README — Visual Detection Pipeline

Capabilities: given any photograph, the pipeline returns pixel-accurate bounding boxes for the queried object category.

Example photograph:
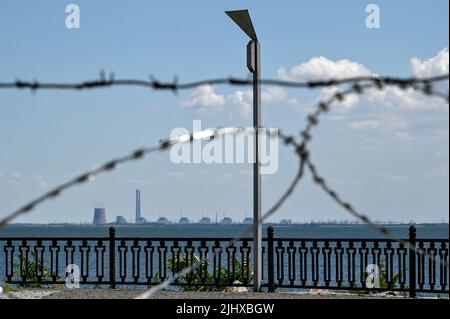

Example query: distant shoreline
[5,222,449,227]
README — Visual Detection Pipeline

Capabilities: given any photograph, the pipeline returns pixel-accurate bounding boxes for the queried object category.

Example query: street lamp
[225,9,262,292]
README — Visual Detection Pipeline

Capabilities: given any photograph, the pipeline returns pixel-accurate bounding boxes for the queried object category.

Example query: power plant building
[178,217,190,224]
[115,216,127,225]
[93,208,107,225]
[199,217,211,224]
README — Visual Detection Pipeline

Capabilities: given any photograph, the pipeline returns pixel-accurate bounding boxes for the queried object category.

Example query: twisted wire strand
[0,74,447,97]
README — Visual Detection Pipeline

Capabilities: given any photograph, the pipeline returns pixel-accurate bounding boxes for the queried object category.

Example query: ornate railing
[0,226,448,296]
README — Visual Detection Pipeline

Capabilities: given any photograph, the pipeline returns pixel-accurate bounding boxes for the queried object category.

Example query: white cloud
[182,48,448,119]
[366,48,448,111]
[182,85,248,119]
[349,116,413,144]
[182,85,225,109]
[262,87,288,103]
[349,117,409,133]
[278,48,448,113]
[318,87,359,111]
[182,85,303,118]
[277,56,372,81]
[277,56,373,113]
[365,86,447,111]
[411,48,449,77]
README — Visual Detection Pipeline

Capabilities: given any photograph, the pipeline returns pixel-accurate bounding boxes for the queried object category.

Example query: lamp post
[225,9,262,292]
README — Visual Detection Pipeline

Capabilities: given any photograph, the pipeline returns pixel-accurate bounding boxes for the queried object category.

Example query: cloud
[277,56,372,81]
[365,48,448,111]
[182,48,448,119]
[181,85,302,118]
[278,48,449,113]
[349,117,409,133]
[182,85,246,119]
[182,85,225,109]
[411,48,449,78]
[365,86,447,111]
[277,56,372,113]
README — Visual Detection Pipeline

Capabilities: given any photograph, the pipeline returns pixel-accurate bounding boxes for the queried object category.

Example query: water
[1,223,448,238]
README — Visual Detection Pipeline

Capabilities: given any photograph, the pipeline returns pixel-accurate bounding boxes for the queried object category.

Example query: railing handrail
[1,237,448,242]
[1,226,448,297]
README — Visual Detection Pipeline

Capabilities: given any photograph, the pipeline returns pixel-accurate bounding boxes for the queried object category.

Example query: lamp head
[225,9,257,41]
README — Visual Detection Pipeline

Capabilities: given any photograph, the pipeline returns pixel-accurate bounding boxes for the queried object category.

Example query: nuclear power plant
[92,208,107,225]
[90,189,259,225]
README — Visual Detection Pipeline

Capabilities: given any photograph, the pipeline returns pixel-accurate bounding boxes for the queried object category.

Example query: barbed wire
[0,73,448,99]
[0,73,448,298]
[136,78,449,298]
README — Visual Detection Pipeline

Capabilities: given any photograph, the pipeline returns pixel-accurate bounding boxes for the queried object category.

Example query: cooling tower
[93,208,107,225]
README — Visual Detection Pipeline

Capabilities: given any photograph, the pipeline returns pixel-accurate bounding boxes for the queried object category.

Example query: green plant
[368,260,404,290]
[0,281,19,292]
[350,260,407,295]
[13,252,62,288]
[167,254,254,291]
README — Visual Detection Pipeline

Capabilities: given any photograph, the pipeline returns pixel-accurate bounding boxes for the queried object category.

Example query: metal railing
[0,226,448,297]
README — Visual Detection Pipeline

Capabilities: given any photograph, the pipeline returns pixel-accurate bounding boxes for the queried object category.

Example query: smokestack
[135,189,141,223]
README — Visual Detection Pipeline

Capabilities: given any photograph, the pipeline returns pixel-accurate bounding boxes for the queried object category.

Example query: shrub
[167,253,253,291]
[13,252,62,288]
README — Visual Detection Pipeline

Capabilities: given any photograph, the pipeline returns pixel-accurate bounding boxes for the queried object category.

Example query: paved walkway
[1,288,423,299]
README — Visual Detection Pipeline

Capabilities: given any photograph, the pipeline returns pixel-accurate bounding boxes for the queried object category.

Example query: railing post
[109,227,116,289]
[408,225,416,298]
[267,226,275,292]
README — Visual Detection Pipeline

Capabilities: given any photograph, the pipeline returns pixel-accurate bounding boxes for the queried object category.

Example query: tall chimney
[135,189,141,223]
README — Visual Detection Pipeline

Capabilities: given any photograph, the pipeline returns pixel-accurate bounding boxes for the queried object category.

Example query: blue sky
[0,0,448,224]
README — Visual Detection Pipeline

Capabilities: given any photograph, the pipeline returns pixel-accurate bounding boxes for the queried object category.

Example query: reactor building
[92,208,107,225]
